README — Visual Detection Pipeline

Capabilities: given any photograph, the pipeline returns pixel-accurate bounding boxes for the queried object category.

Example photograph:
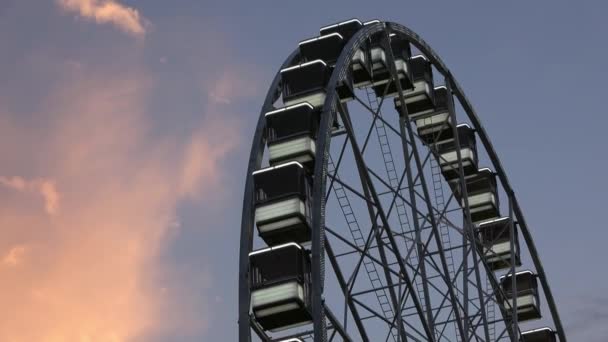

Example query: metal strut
[327,155,400,341]
[366,85,433,340]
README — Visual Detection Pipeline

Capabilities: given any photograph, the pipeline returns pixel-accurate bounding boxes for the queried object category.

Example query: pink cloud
[56,0,147,37]
[207,68,261,105]
[2,245,28,267]
[0,4,267,337]
[0,176,60,216]
[0,61,238,341]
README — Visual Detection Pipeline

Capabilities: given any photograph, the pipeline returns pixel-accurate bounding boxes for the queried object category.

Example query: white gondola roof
[499,269,535,281]
[475,168,495,178]
[319,18,362,32]
[278,339,305,342]
[281,59,327,73]
[299,32,344,46]
[249,242,303,257]
[456,123,473,129]
[411,54,429,62]
[478,216,510,227]
[252,161,304,176]
[363,19,380,25]
[434,85,447,91]
[265,102,314,117]
[522,327,554,334]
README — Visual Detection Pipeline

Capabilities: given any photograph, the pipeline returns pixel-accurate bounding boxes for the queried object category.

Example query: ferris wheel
[238,19,566,342]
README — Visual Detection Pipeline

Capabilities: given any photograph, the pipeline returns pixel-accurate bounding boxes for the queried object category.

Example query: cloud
[56,0,147,37]
[0,176,60,215]
[0,61,238,341]
[207,68,260,105]
[0,4,264,337]
[2,245,28,267]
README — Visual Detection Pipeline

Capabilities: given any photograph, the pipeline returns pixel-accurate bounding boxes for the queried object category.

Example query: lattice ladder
[486,275,496,341]
[429,150,461,342]
[327,156,399,341]
[365,87,428,325]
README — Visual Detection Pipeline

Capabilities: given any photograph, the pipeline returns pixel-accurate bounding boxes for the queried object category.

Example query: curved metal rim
[238,48,300,341]
[385,22,566,342]
[238,20,566,342]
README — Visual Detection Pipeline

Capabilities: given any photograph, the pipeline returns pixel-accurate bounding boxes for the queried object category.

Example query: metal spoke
[339,99,433,341]
[381,29,465,341]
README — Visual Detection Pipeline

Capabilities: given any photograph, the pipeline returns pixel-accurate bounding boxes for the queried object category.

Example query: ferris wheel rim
[238,47,301,341]
[238,20,566,342]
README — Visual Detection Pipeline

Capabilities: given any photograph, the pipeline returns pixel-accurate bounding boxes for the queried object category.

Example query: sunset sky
[1,1,607,341]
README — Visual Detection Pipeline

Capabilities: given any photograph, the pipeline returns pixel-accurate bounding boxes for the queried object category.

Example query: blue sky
[1,1,607,341]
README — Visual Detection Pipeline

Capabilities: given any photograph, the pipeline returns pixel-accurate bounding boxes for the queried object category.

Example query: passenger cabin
[372,34,413,98]
[520,327,556,342]
[452,168,500,223]
[253,162,312,245]
[320,18,363,41]
[320,19,372,87]
[350,44,373,87]
[436,124,478,180]
[410,86,454,144]
[339,19,381,88]
[393,55,434,116]
[281,60,331,108]
[368,38,388,89]
[249,243,312,332]
[477,217,521,270]
[298,33,354,102]
[299,33,345,65]
[359,21,391,88]
[265,103,319,166]
[500,270,542,321]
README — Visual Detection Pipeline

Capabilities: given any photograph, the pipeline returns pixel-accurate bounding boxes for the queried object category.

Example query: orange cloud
[0,62,238,341]
[207,67,261,105]
[0,176,60,216]
[2,245,28,267]
[56,0,147,37]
